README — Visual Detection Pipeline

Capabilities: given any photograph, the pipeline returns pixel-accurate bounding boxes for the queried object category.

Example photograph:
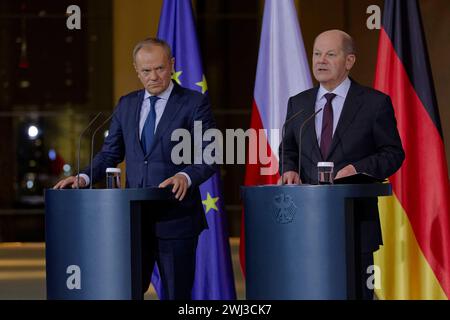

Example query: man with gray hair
[54,38,217,299]
[280,30,405,299]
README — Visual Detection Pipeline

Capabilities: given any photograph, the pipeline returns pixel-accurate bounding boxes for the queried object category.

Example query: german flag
[374,0,450,299]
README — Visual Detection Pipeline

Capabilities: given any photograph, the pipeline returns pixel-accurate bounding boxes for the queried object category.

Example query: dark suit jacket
[83,82,216,239]
[280,80,405,252]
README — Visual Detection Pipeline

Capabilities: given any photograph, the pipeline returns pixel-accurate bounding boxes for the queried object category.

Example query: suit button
[144,161,148,164]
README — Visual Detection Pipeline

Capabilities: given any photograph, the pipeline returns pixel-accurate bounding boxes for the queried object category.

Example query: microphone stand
[280,109,305,185]
[76,112,102,189]
[297,108,323,185]
[90,112,116,189]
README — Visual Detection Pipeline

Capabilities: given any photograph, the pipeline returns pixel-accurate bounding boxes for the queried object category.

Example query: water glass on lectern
[317,162,334,185]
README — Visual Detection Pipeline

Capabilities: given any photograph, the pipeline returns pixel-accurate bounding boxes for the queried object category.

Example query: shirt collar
[144,80,174,101]
[318,77,351,100]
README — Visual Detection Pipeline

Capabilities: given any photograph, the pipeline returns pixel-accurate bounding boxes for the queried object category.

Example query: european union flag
[151,0,236,300]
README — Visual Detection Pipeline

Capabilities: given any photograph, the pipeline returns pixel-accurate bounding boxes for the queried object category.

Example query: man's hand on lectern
[159,173,189,201]
[278,171,301,185]
[335,164,357,180]
[53,176,87,189]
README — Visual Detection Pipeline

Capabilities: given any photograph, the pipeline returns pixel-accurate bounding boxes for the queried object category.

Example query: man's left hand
[335,164,357,180]
[159,174,189,201]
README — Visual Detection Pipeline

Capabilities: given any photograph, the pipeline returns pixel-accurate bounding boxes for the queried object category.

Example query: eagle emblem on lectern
[273,194,297,224]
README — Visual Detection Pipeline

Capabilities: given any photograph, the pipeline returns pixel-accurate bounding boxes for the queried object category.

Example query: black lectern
[241,183,391,300]
[45,188,173,300]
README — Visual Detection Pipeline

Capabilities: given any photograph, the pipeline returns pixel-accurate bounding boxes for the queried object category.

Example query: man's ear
[171,57,175,73]
[346,54,356,71]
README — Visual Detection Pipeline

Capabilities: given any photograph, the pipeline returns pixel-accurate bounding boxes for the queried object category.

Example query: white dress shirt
[314,77,351,145]
[139,81,174,138]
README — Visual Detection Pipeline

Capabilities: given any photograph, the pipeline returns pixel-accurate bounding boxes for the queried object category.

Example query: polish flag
[240,0,312,274]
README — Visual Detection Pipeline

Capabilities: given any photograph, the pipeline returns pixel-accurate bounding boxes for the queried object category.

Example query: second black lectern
[241,183,391,300]
[45,188,173,300]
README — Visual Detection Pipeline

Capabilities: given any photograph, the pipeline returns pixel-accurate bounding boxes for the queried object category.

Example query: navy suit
[83,82,216,298]
[280,80,405,299]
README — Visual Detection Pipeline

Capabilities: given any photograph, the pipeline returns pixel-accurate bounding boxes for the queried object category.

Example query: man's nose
[149,70,158,80]
[317,54,327,64]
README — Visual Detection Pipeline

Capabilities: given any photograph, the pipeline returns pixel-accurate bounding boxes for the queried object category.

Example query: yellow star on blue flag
[172,70,182,85]
[202,192,219,214]
[195,74,208,94]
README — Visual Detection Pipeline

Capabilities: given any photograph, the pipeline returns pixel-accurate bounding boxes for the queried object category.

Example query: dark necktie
[141,96,160,154]
[320,93,336,159]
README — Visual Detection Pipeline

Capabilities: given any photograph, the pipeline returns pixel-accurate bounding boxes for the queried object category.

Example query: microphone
[280,108,305,185]
[297,108,323,185]
[90,112,116,189]
[76,112,102,189]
